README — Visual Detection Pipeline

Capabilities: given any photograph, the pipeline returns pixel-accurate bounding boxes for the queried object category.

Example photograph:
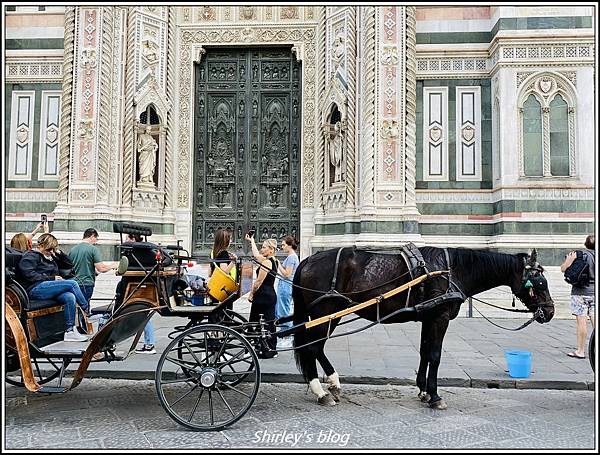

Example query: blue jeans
[79,283,94,303]
[276,285,293,330]
[143,316,155,345]
[29,280,90,331]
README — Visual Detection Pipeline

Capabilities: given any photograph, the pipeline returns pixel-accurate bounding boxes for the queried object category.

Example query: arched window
[522,94,543,176]
[518,73,576,178]
[549,94,569,176]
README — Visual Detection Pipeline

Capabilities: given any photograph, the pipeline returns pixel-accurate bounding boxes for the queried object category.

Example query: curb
[80,369,595,391]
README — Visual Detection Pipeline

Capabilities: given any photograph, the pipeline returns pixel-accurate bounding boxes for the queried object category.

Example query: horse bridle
[515,257,554,318]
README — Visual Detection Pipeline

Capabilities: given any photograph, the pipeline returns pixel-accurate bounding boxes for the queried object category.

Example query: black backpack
[564,251,591,287]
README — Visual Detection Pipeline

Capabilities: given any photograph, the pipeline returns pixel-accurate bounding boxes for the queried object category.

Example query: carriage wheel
[156,324,260,431]
[5,347,69,387]
[177,311,252,386]
[589,329,595,373]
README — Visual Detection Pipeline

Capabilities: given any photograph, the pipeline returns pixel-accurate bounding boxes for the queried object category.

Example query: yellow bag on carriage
[207,265,239,303]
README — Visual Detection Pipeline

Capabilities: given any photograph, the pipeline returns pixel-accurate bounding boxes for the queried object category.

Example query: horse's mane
[448,248,524,289]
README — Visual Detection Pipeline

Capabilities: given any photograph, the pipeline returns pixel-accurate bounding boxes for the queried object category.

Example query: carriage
[5,224,561,431]
[5,223,269,431]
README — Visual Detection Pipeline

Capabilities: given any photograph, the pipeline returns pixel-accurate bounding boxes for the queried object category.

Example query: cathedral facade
[4,6,596,263]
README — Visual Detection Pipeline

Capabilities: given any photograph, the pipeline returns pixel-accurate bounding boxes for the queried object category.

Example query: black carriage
[4,223,268,431]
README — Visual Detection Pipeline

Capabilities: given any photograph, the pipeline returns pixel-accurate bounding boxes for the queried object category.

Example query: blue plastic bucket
[505,350,532,378]
[191,295,204,306]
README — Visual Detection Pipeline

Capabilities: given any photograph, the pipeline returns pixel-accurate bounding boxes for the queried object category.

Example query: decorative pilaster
[404,6,417,208]
[345,7,357,208]
[57,6,76,205]
[121,8,137,206]
[315,6,327,211]
[164,7,176,212]
[96,7,114,205]
[360,6,376,211]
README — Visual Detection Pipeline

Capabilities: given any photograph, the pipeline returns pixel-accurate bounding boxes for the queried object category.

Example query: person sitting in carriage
[17,233,91,342]
[207,228,238,304]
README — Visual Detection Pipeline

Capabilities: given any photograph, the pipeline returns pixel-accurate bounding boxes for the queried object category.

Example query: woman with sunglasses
[17,233,90,342]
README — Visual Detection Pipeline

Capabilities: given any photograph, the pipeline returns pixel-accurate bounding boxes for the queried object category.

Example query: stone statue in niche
[251,188,257,205]
[198,188,203,204]
[261,227,269,240]
[262,155,268,174]
[237,225,243,241]
[291,227,297,238]
[238,188,244,205]
[239,143,245,161]
[137,126,158,187]
[207,226,215,240]
[327,121,344,183]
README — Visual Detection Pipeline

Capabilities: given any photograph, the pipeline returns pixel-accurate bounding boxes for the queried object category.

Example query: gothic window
[518,73,576,178]
[549,94,569,176]
[522,94,543,176]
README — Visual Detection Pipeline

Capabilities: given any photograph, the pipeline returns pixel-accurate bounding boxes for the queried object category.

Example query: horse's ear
[529,248,538,264]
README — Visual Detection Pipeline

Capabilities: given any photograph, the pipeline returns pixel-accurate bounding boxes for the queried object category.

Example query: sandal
[567,351,585,359]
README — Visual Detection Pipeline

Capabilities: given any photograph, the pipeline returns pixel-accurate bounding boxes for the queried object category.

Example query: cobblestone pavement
[5,379,596,450]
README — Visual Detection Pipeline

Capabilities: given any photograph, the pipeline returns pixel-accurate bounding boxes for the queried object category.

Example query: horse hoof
[318,393,337,406]
[418,391,430,402]
[429,398,447,410]
[328,385,341,402]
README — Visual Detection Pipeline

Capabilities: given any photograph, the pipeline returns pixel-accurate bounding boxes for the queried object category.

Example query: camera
[247,230,255,238]
[40,214,48,223]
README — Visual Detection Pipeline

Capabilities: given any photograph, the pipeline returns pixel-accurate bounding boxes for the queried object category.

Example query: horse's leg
[422,316,450,410]
[300,343,336,406]
[316,348,340,402]
[416,328,431,403]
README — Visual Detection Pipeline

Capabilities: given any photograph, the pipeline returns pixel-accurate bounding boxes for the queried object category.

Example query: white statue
[137,126,158,187]
[329,121,343,183]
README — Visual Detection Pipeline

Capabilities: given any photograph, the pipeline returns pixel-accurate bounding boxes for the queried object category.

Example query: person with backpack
[561,234,595,359]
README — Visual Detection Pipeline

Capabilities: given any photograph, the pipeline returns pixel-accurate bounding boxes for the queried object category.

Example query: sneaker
[64,330,89,342]
[135,344,156,355]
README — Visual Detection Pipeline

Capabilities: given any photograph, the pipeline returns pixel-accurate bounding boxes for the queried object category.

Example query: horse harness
[310,243,464,319]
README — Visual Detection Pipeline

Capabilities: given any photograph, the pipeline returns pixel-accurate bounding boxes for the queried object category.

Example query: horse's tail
[291,258,315,383]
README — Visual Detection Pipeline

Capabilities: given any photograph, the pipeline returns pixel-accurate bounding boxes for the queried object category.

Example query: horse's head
[513,249,554,323]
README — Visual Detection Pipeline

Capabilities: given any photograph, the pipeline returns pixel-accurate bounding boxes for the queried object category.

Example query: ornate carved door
[193,48,301,256]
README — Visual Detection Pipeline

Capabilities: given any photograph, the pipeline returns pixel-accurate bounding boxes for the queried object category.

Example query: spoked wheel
[589,329,595,372]
[156,324,260,431]
[5,347,70,387]
[176,315,253,386]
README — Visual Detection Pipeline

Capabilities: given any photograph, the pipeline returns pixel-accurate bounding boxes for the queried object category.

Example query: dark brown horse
[292,246,554,408]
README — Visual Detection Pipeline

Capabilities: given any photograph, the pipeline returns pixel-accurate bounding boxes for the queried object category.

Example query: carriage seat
[5,249,63,312]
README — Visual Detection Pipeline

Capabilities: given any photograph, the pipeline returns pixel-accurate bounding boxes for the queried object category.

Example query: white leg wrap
[309,378,327,398]
[326,372,340,388]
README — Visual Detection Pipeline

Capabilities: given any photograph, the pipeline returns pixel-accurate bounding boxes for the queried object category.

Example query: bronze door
[193,48,301,256]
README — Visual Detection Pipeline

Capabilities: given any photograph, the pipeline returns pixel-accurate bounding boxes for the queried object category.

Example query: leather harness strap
[330,247,345,292]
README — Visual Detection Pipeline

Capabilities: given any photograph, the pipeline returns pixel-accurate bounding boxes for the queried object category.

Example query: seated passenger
[17,233,91,342]
[10,222,48,252]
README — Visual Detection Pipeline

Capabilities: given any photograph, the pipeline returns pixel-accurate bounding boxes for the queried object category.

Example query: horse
[291,246,555,409]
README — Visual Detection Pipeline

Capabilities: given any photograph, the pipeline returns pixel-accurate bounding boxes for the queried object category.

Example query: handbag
[53,249,76,279]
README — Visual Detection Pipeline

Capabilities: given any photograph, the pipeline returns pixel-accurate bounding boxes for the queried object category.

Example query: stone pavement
[4,381,596,449]
[80,269,596,391]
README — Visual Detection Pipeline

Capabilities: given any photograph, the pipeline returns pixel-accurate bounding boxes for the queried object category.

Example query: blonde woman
[17,233,90,342]
[10,222,48,252]
[245,233,278,358]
